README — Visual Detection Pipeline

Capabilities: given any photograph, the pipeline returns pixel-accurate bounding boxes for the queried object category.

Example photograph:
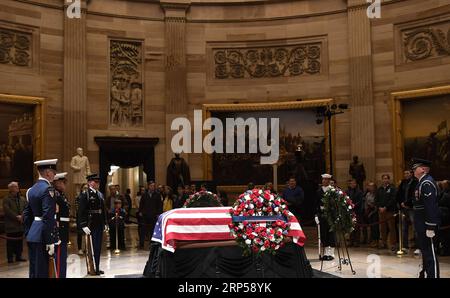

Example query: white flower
[252,232,258,236]
[249,204,254,209]
[258,190,262,194]
[259,198,264,203]
[245,239,251,245]
[245,204,248,208]
[348,206,352,210]
[338,191,343,195]
[245,195,251,201]
[281,204,286,209]
[275,245,280,250]
[263,207,267,211]
[242,235,247,239]
[238,223,244,229]
[274,207,279,213]
[260,246,266,251]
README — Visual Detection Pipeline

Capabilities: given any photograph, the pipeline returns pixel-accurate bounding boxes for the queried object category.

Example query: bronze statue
[166,153,191,191]
[349,155,366,190]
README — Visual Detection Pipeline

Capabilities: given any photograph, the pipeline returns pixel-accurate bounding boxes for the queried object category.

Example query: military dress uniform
[23,159,58,278]
[78,174,107,275]
[315,174,336,260]
[54,172,71,278]
[412,158,441,278]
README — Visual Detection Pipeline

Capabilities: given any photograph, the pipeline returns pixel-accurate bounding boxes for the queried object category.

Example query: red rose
[264,240,270,248]
[243,220,248,226]
[252,245,259,253]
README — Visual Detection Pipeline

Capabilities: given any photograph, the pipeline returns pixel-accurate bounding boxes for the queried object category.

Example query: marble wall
[1,0,450,193]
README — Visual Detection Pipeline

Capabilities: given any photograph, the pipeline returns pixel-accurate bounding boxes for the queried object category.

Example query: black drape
[94,137,158,193]
[143,242,313,278]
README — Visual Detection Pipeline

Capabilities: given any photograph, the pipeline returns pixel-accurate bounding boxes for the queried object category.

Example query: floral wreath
[322,187,356,234]
[183,190,223,208]
[229,188,291,255]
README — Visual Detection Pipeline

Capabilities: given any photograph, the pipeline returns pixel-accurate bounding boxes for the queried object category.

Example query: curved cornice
[11,0,415,24]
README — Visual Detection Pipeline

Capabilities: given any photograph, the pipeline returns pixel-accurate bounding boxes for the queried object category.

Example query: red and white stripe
[155,207,306,252]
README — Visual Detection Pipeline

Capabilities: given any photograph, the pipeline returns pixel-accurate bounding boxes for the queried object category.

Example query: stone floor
[1,225,449,278]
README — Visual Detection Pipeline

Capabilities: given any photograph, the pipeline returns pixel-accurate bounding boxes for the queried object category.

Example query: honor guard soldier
[53,172,70,278]
[23,159,58,278]
[78,173,108,275]
[412,158,441,278]
[315,173,336,260]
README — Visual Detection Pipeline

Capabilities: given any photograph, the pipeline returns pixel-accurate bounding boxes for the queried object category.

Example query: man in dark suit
[138,180,162,249]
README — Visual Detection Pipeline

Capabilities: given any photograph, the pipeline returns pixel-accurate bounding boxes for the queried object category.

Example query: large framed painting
[392,86,450,181]
[202,99,332,218]
[0,94,44,198]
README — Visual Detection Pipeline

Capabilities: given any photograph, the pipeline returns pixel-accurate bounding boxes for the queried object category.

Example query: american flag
[152,207,306,252]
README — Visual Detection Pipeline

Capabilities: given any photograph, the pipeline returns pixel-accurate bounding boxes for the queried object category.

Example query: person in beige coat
[70,147,91,195]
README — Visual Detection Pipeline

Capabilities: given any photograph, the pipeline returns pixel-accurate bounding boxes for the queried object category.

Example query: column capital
[63,0,88,12]
[347,0,369,9]
[161,0,190,18]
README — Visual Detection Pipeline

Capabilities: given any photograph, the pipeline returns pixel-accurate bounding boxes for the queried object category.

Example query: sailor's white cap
[321,173,332,179]
[54,172,67,181]
[34,159,58,171]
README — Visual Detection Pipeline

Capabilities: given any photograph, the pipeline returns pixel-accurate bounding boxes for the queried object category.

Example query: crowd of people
[276,171,450,256]
[2,158,448,278]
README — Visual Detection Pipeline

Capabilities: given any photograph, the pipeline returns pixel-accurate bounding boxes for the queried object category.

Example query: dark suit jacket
[139,190,162,221]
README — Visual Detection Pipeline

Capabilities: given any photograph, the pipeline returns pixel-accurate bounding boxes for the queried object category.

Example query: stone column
[347,0,376,182]
[63,0,87,199]
[161,1,190,175]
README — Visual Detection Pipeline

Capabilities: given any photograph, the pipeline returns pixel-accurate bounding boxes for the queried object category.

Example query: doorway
[94,137,159,194]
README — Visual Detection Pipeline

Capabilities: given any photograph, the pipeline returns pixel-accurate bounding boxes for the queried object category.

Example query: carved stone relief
[212,43,322,80]
[0,28,31,67]
[401,21,450,63]
[110,39,143,128]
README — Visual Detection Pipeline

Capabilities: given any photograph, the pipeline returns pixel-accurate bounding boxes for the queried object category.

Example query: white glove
[426,230,435,238]
[104,225,109,233]
[54,240,61,246]
[314,216,320,225]
[82,227,91,235]
[46,244,55,256]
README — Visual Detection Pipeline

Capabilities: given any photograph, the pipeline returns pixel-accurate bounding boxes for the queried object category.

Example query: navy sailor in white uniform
[23,159,58,278]
[412,158,441,278]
